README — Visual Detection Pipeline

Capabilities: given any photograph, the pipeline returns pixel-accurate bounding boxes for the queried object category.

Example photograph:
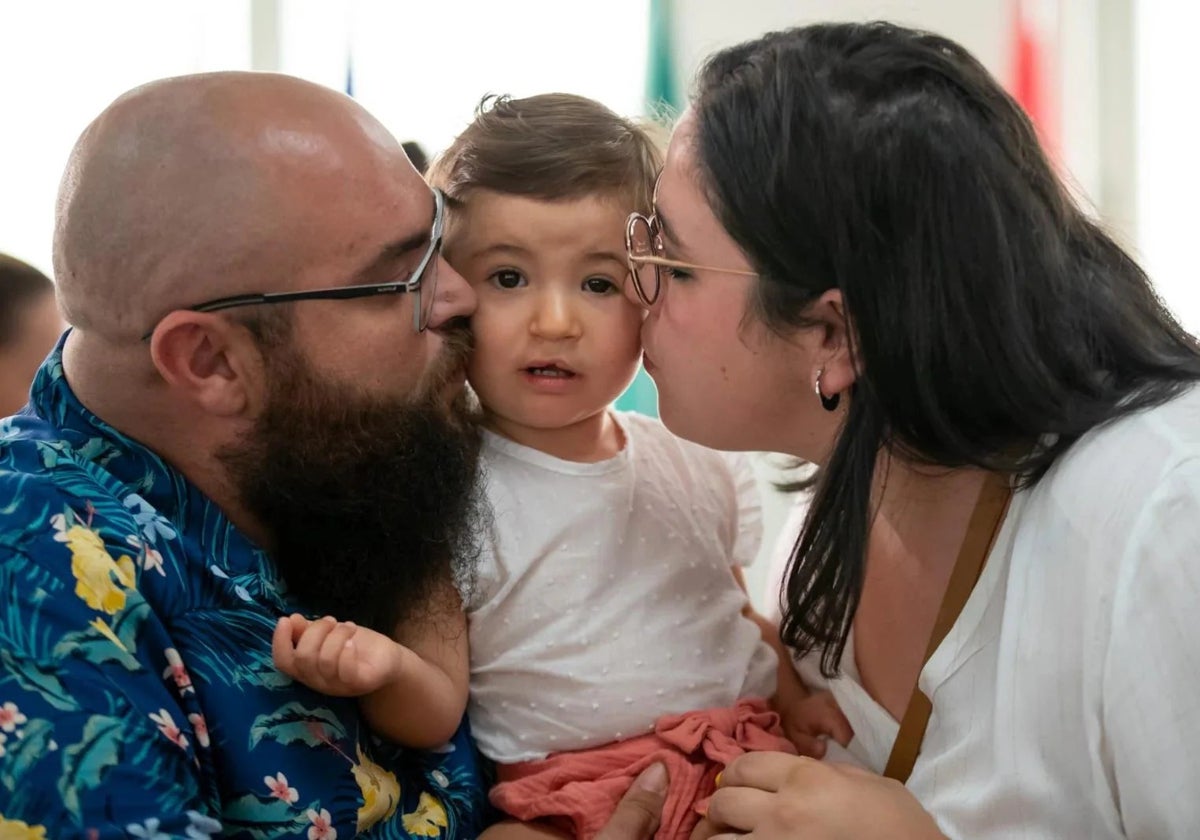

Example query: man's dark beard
[221,328,485,634]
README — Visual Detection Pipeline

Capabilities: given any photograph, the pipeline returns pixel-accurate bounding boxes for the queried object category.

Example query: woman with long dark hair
[625,21,1200,838]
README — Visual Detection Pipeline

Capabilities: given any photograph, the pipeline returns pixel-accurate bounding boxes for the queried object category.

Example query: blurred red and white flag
[1010,0,1061,156]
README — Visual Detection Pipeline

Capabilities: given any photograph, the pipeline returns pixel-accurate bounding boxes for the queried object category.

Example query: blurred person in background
[0,254,63,417]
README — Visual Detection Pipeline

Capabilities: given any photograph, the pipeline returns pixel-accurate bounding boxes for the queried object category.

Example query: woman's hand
[692,752,945,840]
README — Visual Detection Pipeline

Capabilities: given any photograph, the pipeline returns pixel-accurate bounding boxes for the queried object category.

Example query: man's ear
[807,288,856,399]
[148,311,263,417]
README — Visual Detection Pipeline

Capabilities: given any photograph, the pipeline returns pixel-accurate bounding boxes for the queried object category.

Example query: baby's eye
[583,277,617,295]
[490,269,527,290]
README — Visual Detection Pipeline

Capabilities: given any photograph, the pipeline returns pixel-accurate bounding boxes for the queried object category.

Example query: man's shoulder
[1,413,119,481]
[1,418,136,563]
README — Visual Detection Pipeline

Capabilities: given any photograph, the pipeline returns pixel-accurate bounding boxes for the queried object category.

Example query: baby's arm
[732,566,810,704]
[732,566,851,757]
[272,580,469,749]
[478,821,568,839]
[359,580,469,748]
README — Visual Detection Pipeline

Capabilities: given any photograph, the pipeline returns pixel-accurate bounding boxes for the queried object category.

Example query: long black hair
[690,22,1200,676]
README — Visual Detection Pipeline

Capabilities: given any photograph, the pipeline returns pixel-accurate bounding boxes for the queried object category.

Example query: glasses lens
[625,215,660,306]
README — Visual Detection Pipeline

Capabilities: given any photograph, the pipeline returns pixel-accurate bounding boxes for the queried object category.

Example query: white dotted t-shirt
[465,411,777,764]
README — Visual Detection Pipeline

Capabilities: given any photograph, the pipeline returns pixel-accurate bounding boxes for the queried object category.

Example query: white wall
[1136,2,1200,333]
[0,2,252,275]
[273,0,648,162]
[671,0,1008,86]
[0,1,651,275]
[668,0,1127,225]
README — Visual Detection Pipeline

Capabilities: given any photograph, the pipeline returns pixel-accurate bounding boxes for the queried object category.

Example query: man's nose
[425,255,476,331]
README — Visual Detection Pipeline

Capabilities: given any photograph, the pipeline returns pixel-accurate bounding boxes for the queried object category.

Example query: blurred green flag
[615,0,680,417]
[644,0,680,115]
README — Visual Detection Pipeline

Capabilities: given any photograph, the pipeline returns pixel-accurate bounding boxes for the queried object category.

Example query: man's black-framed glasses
[141,188,445,340]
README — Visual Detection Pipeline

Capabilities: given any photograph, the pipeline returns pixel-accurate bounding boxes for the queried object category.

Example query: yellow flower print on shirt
[0,815,48,839]
[401,792,449,838]
[55,519,136,615]
[353,742,400,831]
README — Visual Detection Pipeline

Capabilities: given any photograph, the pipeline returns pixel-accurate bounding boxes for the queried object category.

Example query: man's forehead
[330,186,437,286]
[391,185,438,246]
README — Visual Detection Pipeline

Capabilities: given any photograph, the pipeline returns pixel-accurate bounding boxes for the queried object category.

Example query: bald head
[54,71,412,339]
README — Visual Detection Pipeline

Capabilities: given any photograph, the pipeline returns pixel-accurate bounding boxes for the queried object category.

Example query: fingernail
[634,762,668,794]
[714,771,724,788]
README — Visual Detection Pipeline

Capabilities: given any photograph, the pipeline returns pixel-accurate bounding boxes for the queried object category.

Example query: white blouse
[791,386,1200,838]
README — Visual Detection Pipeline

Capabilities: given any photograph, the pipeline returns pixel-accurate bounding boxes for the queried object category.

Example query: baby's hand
[272,614,404,697]
[776,686,854,759]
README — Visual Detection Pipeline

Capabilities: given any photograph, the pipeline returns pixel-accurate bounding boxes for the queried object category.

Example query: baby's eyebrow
[469,242,532,260]
[583,250,627,264]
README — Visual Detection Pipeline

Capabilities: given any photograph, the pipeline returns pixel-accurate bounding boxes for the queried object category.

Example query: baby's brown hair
[428,93,662,216]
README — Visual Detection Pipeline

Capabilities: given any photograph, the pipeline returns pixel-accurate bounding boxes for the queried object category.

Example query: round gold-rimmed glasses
[624,212,757,308]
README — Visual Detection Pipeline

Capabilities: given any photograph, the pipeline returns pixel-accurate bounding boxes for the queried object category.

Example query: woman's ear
[808,288,856,400]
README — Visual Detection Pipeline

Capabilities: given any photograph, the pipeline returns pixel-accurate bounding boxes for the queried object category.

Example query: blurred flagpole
[344,2,355,98]
[614,0,680,418]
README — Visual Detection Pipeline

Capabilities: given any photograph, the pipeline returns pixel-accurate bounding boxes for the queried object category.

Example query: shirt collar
[28,331,271,580]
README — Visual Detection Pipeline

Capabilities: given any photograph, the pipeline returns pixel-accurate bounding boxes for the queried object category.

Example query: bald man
[0,73,668,838]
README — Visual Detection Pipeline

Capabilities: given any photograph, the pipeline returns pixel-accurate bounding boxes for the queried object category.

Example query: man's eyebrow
[348,231,429,284]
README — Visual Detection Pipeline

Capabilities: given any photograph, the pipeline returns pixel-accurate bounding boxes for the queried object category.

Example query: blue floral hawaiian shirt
[0,339,488,839]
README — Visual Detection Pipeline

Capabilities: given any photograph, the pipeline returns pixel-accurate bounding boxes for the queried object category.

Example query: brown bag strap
[883,473,1013,782]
